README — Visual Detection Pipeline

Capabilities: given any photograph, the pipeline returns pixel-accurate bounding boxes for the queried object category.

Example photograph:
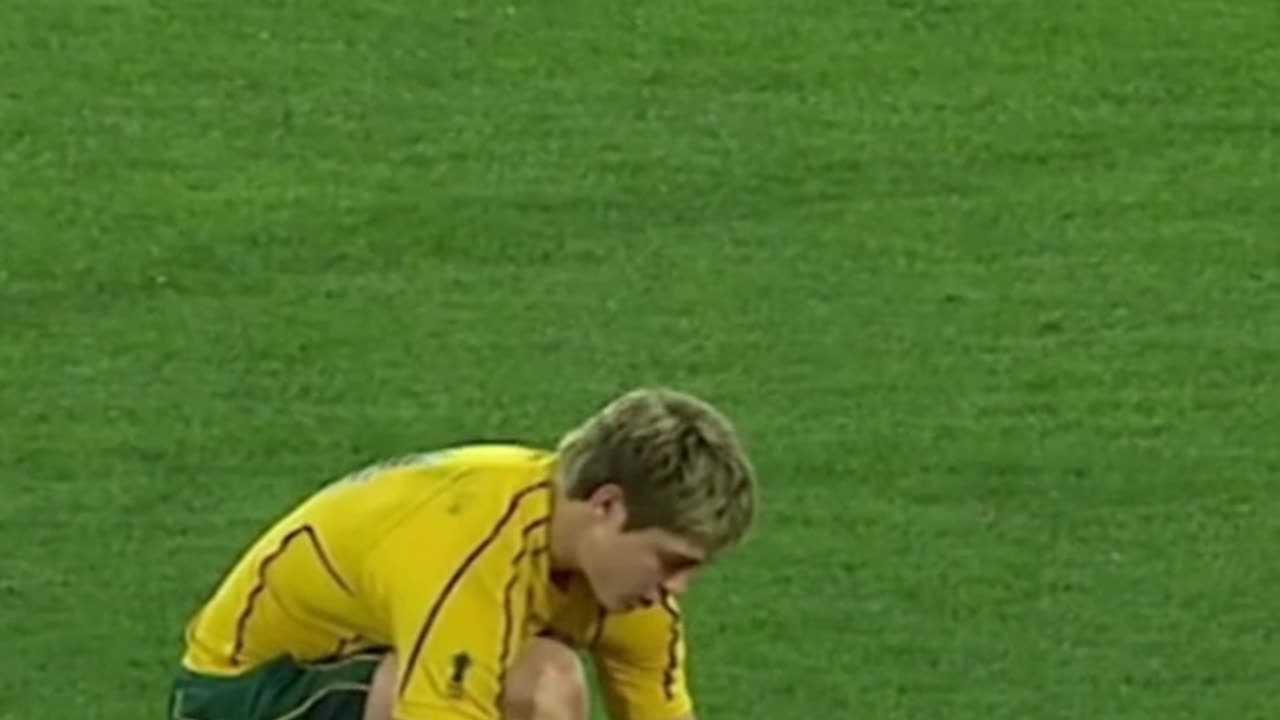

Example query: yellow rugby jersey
[182,445,693,720]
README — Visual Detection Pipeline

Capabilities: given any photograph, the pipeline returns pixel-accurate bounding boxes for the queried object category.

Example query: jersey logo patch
[447,652,472,698]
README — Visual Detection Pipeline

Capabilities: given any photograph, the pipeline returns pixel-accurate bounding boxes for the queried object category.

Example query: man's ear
[587,483,628,527]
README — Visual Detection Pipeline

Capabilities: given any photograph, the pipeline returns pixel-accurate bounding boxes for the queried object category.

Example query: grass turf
[2,1,1278,718]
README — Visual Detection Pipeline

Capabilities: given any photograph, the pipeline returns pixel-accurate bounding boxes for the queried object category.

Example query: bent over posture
[170,387,758,720]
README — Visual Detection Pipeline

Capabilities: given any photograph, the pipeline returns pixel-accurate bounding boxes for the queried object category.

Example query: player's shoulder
[441,443,557,510]
[423,443,554,486]
[350,443,551,480]
[388,443,554,511]
[324,444,553,510]
[438,442,554,468]
[340,443,556,545]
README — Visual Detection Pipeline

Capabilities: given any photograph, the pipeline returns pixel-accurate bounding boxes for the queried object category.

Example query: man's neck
[546,485,583,573]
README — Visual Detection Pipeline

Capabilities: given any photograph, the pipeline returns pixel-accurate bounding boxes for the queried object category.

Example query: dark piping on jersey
[398,480,553,696]
[231,525,352,666]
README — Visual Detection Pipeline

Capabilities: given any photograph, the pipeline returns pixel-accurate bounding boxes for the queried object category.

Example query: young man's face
[576,485,708,612]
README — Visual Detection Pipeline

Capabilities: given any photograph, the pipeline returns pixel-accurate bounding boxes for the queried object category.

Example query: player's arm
[365,494,547,720]
[592,593,697,720]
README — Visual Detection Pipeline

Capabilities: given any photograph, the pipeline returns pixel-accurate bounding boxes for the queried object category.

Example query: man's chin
[598,596,636,613]
[608,597,656,614]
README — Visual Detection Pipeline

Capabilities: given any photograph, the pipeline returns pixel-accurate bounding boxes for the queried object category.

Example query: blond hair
[556,387,757,553]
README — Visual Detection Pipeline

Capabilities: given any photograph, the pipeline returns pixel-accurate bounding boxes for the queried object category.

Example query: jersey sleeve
[592,594,694,720]
[364,479,551,720]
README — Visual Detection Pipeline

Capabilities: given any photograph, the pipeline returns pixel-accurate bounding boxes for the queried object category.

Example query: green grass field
[3,1,1278,718]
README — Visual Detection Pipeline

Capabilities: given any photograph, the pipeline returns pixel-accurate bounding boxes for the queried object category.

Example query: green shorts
[169,653,384,720]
